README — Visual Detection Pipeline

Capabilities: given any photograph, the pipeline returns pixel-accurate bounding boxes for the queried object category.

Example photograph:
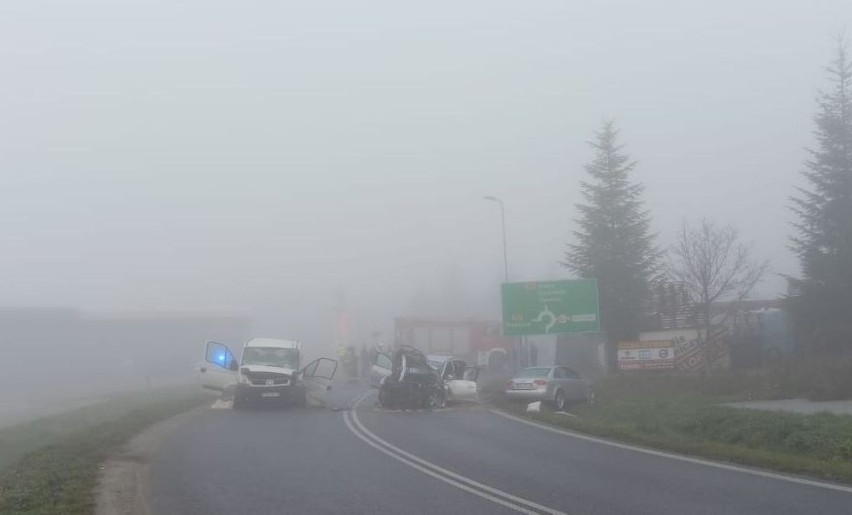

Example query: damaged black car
[377,346,446,410]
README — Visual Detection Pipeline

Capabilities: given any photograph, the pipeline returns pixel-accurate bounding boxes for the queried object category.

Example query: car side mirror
[229,361,239,371]
[446,375,455,381]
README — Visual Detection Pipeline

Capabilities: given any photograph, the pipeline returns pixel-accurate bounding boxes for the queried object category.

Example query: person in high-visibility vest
[337,344,358,380]
[360,345,370,379]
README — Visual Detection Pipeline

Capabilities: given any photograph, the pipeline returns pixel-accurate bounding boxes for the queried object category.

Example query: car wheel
[424,387,444,409]
[585,385,595,405]
[378,387,394,409]
[553,389,566,411]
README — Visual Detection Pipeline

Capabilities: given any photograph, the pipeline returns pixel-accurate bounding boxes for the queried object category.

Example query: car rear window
[517,367,550,378]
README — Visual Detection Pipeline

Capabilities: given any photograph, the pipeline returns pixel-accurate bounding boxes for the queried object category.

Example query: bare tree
[667,218,769,366]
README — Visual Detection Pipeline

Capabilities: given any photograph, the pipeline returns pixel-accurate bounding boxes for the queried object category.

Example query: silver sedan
[504,366,594,411]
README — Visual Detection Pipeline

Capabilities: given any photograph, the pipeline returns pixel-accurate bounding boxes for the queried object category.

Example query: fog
[1,1,850,377]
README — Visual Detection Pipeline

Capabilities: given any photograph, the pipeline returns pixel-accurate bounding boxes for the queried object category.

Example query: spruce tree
[563,121,659,370]
[790,38,852,352]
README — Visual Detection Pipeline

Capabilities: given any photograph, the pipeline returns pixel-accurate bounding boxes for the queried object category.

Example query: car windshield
[406,364,434,376]
[517,368,551,378]
[241,347,300,369]
[397,352,436,379]
[426,355,450,369]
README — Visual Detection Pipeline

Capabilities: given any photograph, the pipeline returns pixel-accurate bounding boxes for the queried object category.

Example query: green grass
[582,357,852,402]
[497,374,852,483]
[0,387,210,515]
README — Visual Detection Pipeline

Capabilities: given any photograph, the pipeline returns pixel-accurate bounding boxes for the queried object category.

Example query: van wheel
[233,395,245,410]
[294,390,307,408]
[553,389,566,411]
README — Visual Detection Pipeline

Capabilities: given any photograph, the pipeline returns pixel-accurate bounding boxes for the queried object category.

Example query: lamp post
[485,195,524,369]
[483,195,509,282]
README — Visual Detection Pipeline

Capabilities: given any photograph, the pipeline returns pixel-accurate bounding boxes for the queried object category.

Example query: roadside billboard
[617,340,675,371]
[501,280,600,336]
[640,328,729,372]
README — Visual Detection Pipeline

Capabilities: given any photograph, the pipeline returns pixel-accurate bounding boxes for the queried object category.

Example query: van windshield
[242,347,300,369]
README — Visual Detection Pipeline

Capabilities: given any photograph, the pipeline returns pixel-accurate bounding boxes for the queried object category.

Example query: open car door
[301,357,337,400]
[462,366,480,382]
[440,360,468,381]
[370,352,393,388]
[443,360,479,403]
[201,341,238,392]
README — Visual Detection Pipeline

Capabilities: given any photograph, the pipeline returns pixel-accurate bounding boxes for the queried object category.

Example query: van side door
[201,341,238,393]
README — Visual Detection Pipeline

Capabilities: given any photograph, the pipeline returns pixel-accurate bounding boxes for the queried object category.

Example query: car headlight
[238,373,251,384]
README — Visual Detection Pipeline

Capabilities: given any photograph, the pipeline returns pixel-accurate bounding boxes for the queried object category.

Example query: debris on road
[526,401,542,413]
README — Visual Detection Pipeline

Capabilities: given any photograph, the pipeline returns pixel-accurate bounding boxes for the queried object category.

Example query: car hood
[241,364,297,376]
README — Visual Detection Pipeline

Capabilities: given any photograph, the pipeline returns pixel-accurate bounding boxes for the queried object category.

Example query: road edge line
[343,409,536,514]
[346,392,567,515]
[489,408,852,495]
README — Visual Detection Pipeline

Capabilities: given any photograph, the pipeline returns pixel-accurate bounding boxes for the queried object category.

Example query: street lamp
[483,195,509,282]
[485,195,523,368]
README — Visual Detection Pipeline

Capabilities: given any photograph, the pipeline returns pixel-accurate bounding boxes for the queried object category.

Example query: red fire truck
[393,317,512,371]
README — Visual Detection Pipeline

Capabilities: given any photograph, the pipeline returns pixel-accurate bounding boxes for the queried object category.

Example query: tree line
[563,38,852,370]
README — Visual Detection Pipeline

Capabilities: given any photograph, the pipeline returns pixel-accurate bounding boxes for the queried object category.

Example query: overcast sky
[1,0,849,341]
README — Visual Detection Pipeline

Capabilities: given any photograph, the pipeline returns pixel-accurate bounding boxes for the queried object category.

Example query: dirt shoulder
[95,407,204,515]
[0,388,209,515]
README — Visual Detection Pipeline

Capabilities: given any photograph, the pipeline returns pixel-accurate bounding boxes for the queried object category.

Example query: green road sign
[501,279,600,336]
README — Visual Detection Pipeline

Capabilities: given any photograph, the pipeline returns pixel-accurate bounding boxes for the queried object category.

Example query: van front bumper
[235,383,305,403]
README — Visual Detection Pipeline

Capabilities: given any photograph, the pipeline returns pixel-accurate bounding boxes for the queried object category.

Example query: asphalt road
[149,382,852,515]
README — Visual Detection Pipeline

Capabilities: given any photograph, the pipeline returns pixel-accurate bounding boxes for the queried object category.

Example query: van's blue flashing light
[217,354,226,362]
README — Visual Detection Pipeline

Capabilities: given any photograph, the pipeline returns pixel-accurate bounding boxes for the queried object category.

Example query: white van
[200,338,337,409]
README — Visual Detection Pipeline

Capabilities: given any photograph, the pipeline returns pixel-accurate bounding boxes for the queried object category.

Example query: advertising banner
[617,340,675,370]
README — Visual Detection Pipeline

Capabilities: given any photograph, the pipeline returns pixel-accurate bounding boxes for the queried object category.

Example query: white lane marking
[490,409,852,495]
[346,392,567,515]
[343,408,537,514]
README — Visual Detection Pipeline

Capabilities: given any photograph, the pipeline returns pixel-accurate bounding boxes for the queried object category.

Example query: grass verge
[492,375,852,484]
[0,387,210,515]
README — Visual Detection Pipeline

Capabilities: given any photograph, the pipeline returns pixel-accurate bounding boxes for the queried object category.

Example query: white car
[427,354,480,404]
[200,338,337,409]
